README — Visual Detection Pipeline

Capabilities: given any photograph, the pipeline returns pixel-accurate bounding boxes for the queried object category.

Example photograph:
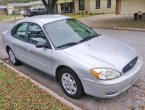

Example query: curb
[0,60,82,110]
[117,27,145,32]
[91,26,145,32]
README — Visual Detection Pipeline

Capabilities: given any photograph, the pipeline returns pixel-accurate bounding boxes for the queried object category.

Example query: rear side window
[12,23,28,40]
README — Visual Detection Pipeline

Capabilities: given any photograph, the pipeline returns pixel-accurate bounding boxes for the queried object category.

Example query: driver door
[26,23,52,74]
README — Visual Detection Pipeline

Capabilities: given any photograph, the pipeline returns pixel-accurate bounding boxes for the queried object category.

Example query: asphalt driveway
[80,14,134,29]
[0,21,145,110]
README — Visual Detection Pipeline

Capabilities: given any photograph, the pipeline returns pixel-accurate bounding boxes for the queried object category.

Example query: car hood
[62,35,137,72]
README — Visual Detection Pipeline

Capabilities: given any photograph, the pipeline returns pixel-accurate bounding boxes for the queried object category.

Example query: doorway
[61,2,74,13]
[116,0,121,15]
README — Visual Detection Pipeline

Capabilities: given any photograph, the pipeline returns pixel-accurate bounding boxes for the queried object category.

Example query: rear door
[11,22,29,63]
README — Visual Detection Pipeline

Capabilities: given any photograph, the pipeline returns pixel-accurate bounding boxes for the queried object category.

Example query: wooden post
[81,10,83,17]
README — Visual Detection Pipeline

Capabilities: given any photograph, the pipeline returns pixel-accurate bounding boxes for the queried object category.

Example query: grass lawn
[0,63,73,110]
[62,13,93,19]
[117,19,145,28]
[0,15,23,20]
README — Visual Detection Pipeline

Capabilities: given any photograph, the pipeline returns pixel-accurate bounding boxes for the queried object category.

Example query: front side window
[28,23,47,44]
[107,0,111,8]
[44,19,97,48]
[12,23,28,40]
[79,0,85,10]
[96,0,100,9]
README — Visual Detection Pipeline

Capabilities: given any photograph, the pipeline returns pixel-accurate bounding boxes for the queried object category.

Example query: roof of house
[0,6,6,10]
[7,0,42,8]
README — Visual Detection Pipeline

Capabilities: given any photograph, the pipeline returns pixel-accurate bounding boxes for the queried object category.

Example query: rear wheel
[59,68,84,98]
[8,48,20,66]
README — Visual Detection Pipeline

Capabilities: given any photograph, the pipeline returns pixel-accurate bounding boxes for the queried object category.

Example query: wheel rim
[9,49,16,64]
[61,73,77,95]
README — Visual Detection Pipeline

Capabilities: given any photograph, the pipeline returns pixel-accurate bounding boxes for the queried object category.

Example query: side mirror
[35,41,51,48]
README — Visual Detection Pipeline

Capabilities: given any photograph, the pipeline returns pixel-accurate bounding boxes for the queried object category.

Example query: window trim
[11,22,28,42]
[107,0,111,8]
[27,23,45,44]
[11,22,52,49]
[26,22,52,49]
[96,0,100,9]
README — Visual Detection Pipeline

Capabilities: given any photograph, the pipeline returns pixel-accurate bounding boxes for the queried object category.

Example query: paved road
[0,21,145,110]
[0,22,14,58]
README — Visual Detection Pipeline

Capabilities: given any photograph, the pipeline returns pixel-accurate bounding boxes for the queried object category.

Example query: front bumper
[81,57,143,98]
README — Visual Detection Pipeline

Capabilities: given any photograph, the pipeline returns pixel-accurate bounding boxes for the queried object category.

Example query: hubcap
[61,73,77,95]
[9,50,16,64]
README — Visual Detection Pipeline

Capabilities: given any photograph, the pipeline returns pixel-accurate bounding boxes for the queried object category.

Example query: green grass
[62,13,93,19]
[0,15,23,20]
[0,63,73,110]
[117,19,145,28]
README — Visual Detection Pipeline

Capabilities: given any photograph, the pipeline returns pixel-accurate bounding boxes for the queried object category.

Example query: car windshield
[44,19,98,48]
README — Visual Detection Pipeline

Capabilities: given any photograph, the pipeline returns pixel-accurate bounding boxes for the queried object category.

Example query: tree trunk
[49,5,54,14]
[41,0,57,14]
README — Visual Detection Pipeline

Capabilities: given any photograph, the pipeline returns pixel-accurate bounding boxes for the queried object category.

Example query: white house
[0,6,6,15]
[7,1,44,15]
[57,0,116,14]
[7,0,117,15]
[116,0,145,15]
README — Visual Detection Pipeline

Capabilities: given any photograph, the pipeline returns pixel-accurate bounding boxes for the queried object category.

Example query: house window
[79,0,85,10]
[96,0,100,9]
[107,0,111,8]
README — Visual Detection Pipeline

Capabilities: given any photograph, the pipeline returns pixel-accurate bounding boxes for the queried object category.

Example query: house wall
[89,0,116,14]
[73,0,115,14]
[120,0,145,14]
[7,5,14,15]
[74,0,79,13]
[57,3,61,13]
[85,0,90,13]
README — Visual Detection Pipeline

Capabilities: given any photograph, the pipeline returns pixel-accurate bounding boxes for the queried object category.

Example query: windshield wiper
[57,42,78,48]
[79,34,100,43]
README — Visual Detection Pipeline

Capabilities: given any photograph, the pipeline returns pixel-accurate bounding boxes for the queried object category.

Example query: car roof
[18,15,71,26]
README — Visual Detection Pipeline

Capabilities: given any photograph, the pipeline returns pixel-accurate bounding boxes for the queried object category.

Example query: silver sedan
[2,15,143,98]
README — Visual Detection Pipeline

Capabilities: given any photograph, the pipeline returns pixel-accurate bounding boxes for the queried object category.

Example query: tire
[8,48,20,66]
[59,68,84,99]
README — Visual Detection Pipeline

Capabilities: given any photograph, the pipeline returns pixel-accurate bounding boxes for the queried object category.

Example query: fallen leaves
[0,63,72,110]
[129,106,136,110]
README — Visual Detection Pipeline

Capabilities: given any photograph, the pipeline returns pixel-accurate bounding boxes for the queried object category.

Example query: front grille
[122,57,138,73]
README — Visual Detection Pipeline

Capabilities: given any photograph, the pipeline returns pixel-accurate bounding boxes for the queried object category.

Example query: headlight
[90,68,121,80]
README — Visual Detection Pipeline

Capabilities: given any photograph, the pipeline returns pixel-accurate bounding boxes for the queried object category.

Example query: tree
[0,0,9,5]
[0,0,37,5]
[41,0,58,14]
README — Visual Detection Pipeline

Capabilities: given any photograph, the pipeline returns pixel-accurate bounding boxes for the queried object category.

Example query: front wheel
[59,68,84,99]
[8,48,20,66]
